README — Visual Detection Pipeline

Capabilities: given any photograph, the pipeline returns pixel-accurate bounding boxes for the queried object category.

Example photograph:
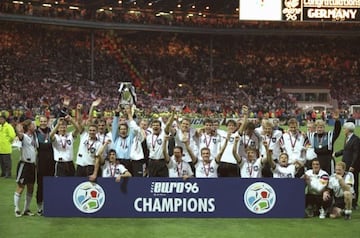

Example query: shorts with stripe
[16,161,36,185]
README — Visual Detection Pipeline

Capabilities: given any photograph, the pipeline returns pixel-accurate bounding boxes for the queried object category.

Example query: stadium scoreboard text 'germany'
[239,0,360,22]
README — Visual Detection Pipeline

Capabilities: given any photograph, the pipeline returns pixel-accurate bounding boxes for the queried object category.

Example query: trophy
[118,82,137,116]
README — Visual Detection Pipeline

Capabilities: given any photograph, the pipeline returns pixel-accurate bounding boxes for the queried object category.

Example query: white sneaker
[319,207,326,219]
[15,210,22,217]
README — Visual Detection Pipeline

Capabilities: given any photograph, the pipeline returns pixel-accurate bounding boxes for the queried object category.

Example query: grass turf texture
[1,125,359,238]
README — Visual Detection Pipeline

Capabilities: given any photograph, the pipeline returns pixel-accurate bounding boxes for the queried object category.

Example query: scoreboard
[239,0,360,22]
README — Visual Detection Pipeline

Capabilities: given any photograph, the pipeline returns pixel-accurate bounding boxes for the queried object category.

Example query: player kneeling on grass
[304,158,329,218]
[323,161,354,220]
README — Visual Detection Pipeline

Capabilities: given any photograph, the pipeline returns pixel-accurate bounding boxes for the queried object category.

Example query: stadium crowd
[0,23,359,122]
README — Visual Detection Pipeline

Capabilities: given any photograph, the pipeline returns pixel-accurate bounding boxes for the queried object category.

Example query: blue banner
[44,177,305,218]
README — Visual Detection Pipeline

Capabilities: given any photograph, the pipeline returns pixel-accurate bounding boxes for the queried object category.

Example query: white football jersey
[52,133,75,162]
[167,157,193,178]
[102,161,128,177]
[76,131,102,166]
[305,169,329,195]
[195,160,219,178]
[272,164,296,178]
[20,133,37,163]
[240,158,263,178]
[328,172,355,198]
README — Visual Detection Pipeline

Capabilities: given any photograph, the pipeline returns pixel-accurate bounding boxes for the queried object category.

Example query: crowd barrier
[44,177,305,218]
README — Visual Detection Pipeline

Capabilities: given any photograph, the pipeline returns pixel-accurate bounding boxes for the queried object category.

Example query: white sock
[37,202,43,211]
[345,209,352,215]
[24,193,33,211]
[14,192,21,211]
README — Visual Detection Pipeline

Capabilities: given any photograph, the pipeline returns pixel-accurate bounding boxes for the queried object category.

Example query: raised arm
[87,98,102,126]
[215,132,229,164]
[332,109,341,144]
[163,134,171,163]
[164,107,176,135]
[183,137,197,164]
[112,106,121,142]
[264,141,275,169]
[65,115,81,137]
[115,170,132,182]
[238,105,249,135]
[76,103,85,134]
[97,139,111,165]
[89,154,101,182]
[50,117,63,141]
[15,123,25,140]
[233,135,242,164]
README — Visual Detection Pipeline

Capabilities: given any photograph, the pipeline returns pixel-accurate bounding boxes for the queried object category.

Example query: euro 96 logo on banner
[244,182,276,214]
[73,182,106,213]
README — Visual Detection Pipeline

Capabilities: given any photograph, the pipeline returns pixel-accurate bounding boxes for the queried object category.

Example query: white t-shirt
[272,164,296,178]
[281,132,307,164]
[218,132,240,164]
[97,132,112,159]
[20,133,37,163]
[260,130,282,161]
[52,133,75,162]
[328,172,355,198]
[305,169,329,195]
[238,133,261,159]
[167,157,194,178]
[130,129,145,161]
[195,160,219,178]
[102,161,128,178]
[198,133,220,161]
[174,128,199,163]
[76,131,102,166]
[146,130,166,160]
[240,158,263,178]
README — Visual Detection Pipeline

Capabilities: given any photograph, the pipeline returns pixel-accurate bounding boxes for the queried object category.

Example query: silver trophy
[118,82,137,115]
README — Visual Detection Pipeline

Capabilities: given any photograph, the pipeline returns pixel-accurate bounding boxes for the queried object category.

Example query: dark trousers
[0,153,12,177]
[353,170,359,208]
[218,162,240,177]
[131,159,145,177]
[76,165,95,177]
[148,159,168,177]
[36,154,55,205]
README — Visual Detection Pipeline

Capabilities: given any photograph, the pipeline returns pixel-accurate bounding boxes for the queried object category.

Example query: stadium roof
[8,0,239,15]
[8,0,239,16]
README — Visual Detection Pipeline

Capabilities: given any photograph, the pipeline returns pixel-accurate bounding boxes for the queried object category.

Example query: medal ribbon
[289,133,298,151]
[151,134,159,150]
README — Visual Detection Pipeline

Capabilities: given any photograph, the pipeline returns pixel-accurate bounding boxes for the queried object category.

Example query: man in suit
[334,122,359,209]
